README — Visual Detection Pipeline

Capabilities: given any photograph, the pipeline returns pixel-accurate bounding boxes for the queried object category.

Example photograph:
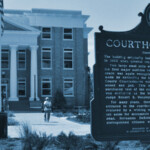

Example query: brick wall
[37,27,88,107]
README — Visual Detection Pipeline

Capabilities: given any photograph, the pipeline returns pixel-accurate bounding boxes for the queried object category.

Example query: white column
[9,45,18,101]
[29,45,39,101]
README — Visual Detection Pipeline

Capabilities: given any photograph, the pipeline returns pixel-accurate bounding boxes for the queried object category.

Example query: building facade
[1,8,92,110]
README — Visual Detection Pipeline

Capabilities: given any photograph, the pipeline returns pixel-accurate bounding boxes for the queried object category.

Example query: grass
[53,111,74,118]
[0,138,22,150]
[67,110,90,124]
[7,111,19,126]
[19,123,101,150]
[0,126,149,150]
[68,114,90,124]
[20,123,55,150]
[1,112,147,149]
[53,109,90,124]
[7,111,15,117]
[8,117,19,126]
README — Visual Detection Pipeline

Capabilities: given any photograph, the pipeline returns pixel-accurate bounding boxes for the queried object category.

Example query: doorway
[1,84,8,111]
[1,84,7,99]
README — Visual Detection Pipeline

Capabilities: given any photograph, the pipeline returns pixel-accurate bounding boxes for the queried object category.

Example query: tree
[86,67,94,109]
[53,90,66,110]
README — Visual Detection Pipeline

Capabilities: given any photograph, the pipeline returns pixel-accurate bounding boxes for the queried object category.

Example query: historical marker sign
[146,4,150,26]
[91,4,150,141]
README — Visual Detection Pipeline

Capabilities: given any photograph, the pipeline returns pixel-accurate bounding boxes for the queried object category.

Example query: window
[1,49,9,69]
[41,78,52,96]
[18,50,26,69]
[63,28,73,40]
[41,27,52,39]
[64,49,73,69]
[18,79,26,97]
[41,47,52,69]
[64,78,74,96]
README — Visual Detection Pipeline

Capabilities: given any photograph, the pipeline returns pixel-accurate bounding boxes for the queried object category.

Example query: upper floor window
[41,78,52,97]
[18,50,26,70]
[41,27,52,39]
[63,78,74,96]
[1,49,9,69]
[18,78,26,97]
[64,48,73,69]
[41,47,52,69]
[63,28,73,40]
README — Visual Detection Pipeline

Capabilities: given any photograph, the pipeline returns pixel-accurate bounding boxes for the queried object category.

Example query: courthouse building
[1,8,92,110]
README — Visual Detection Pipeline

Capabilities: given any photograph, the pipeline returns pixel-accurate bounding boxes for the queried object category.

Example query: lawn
[2,111,150,150]
[0,138,22,150]
[0,137,149,150]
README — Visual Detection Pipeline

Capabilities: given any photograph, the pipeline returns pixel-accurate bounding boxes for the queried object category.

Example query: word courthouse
[106,39,150,49]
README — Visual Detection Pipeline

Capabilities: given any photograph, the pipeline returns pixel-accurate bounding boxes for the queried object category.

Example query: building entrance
[1,84,7,99]
[1,84,8,111]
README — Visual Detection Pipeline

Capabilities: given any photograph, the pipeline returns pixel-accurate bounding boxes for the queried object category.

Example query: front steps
[9,101,30,111]
[29,101,42,111]
[8,101,42,111]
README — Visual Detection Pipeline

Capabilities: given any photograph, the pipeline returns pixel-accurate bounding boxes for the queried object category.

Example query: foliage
[55,132,101,150]
[20,123,54,150]
[86,67,94,109]
[76,111,90,123]
[68,109,90,123]
[7,111,19,126]
[52,90,66,110]
[53,111,74,118]
[55,132,83,150]
[19,123,101,150]
[8,117,19,126]
[103,141,120,150]
[7,111,15,117]
[0,138,22,150]
[1,138,150,150]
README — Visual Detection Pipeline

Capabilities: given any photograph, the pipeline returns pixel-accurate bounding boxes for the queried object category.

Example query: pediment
[3,16,39,32]
[4,21,27,31]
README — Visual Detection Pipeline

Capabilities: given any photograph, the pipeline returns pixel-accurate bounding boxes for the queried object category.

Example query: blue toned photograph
[0,0,150,149]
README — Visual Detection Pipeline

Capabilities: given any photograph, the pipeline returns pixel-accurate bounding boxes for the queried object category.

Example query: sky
[4,0,150,71]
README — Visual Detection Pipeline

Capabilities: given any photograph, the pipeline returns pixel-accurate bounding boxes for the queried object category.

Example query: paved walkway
[8,113,90,138]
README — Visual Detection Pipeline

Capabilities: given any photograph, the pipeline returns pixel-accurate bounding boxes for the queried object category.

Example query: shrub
[103,141,119,150]
[68,110,90,123]
[53,90,66,110]
[20,123,54,150]
[55,132,101,150]
[19,123,101,150]
[53,111,74,118]
[8,117,19,126]
[76,111,90,123]
[19,123,32,150]
[55,132,83,150]
[7,111,19,126]
[28,132,53,150]
[7,111,15,117]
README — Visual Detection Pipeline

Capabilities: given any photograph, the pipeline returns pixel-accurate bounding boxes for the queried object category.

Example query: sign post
[0,0,3,112]
[0,0,7,139]
[91,4,150,141]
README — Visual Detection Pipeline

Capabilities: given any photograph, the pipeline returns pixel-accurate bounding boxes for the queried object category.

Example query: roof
[4,8,83,16]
